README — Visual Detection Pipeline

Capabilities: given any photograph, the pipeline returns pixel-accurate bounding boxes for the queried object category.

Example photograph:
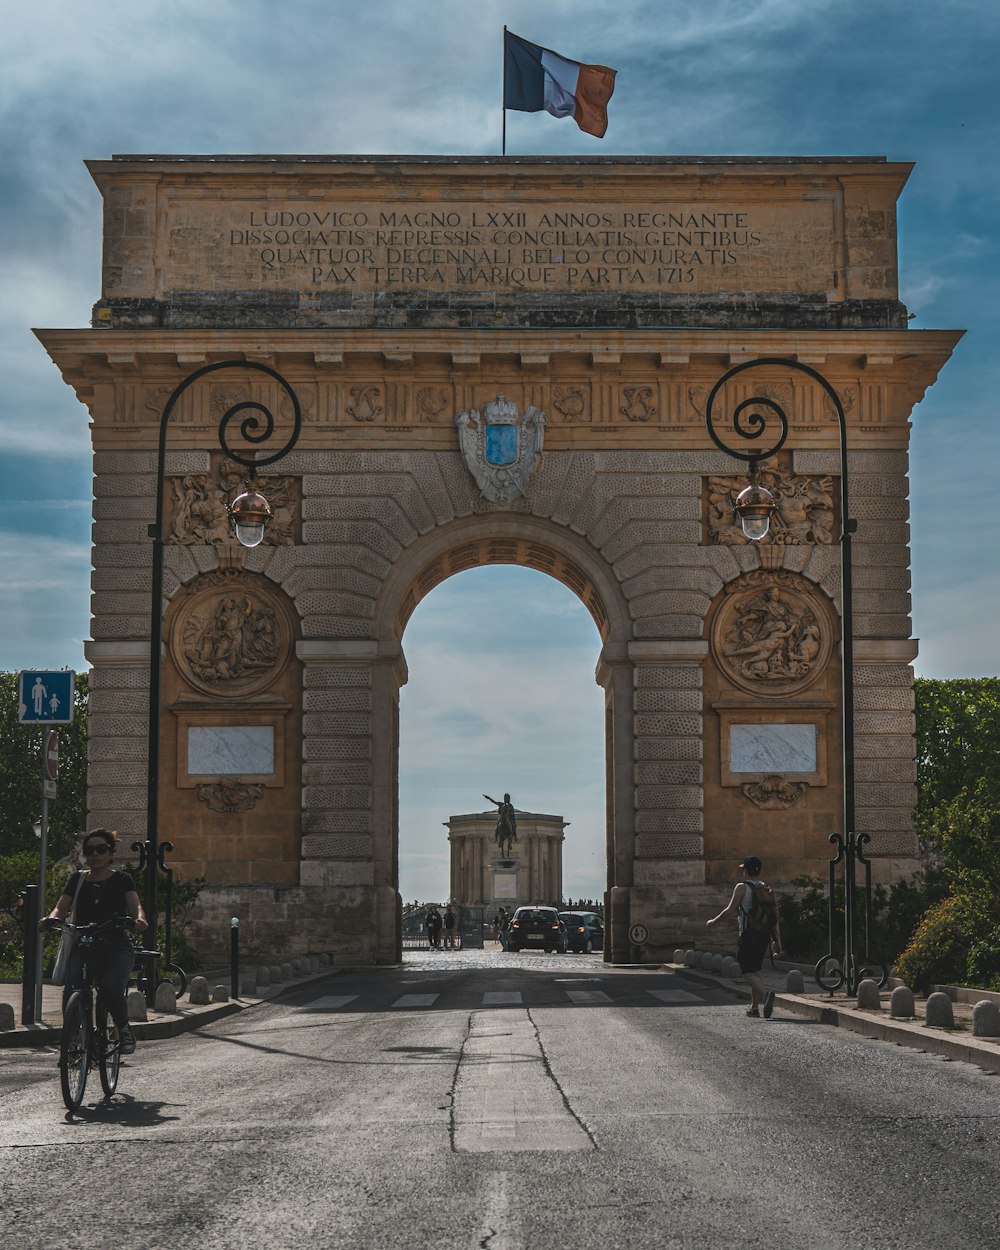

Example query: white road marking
[392,993,439,1008]
[483,991,523,1005]
[565,989,612,1004]
[300,995,358,1011]
[647,989,703,1004]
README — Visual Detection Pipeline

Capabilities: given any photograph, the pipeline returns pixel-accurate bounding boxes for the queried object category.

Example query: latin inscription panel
[164,198,837,295]
[730,723,818,774]
[187,725,275,776]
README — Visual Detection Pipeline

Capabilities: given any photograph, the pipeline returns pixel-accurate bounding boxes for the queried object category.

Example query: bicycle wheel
[96,999,121,1098]
[60,993,90,1112]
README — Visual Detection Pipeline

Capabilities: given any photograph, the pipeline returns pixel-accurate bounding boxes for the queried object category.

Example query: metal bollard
[230,916,239,1000]
[21,885,40,1027]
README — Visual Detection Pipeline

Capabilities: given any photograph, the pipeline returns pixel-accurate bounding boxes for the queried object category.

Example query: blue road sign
[18,670,75,724]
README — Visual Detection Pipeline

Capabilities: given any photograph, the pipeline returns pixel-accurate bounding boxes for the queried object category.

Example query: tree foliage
[895,677,1000,990]
[914,676,1000,830]
[0,671,89,860]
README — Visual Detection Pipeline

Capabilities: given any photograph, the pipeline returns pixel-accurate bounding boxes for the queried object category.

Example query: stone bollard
[973,1000,1000,1037]
[856,979,881,1010]
[785,969,805,994]
[711,953,724,973]
[318,953,330,966]
[212,985,230,1003]
[187,976,210,1005]
[724,958,741,979]
[256,966,271,987]
[154,982,177,1014]
[281,962,294,980]
[684,950,697,967]
[240,975,258,997]
[673,949,685,965]
[127,989,148,1021]
[0,1002,16,1031]
[890,985,915,1018]
[269,965,283,982]
[925,991,955,1029]
[292,957,307,974]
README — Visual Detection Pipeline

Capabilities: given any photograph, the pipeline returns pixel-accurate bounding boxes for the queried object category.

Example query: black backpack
[745,880,778,932]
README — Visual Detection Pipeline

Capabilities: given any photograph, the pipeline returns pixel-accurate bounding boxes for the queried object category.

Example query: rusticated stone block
[634,688,702,714]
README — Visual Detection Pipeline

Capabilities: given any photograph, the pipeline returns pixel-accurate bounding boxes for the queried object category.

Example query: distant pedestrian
[426,906,443,949]
[706,856,782,1018]
[442,906,456,949]
[494,906,510,951]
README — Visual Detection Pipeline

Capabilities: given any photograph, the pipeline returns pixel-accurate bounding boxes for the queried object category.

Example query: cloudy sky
[1,0,997,901]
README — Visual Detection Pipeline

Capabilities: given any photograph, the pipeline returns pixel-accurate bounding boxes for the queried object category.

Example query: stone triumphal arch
[39,155,960,963]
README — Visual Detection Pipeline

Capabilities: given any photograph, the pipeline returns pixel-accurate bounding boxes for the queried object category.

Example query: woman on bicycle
[42,829,148,1054]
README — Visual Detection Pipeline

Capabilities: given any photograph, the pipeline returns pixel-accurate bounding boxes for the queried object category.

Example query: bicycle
[45,915,136,1112]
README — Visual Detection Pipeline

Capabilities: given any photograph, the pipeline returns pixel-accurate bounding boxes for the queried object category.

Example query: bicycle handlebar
[42,915,136,936]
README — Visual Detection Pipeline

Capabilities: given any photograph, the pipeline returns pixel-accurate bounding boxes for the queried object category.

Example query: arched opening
[373,515,636,961]
[397,565,606,911]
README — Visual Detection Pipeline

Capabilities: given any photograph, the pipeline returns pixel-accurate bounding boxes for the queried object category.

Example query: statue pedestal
[489,858,522,908]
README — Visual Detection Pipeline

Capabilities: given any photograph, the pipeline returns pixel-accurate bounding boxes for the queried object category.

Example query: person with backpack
[442,906,456,949]
[706,855,782,1018]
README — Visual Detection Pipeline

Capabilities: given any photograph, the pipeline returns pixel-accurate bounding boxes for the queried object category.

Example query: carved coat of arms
[455,394,545,504]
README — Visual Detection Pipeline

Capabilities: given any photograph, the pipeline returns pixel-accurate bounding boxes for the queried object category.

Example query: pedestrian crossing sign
[17,670,75,724]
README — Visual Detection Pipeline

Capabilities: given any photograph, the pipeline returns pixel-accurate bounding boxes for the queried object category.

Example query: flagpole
[502,25,507,156]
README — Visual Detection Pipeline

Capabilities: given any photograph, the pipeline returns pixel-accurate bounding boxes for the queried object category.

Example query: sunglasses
[83,844,111,856]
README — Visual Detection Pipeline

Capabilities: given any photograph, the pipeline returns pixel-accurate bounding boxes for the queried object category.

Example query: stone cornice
[35,327,962,393]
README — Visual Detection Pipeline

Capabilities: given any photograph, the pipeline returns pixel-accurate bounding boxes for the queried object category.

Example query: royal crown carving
[455,394,546,503]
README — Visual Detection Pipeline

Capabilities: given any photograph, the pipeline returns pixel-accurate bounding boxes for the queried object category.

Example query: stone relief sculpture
[707,461,835,546]
[169,460,296,546]
[347,384,383,422]
[711,570,832,697]
[741,775,809,810]
[416,387,448,421]
[619,385,657,422]
[171,570,293,697]
[196,777,265,813]
[455,394,546,504]
[552,385,586,418]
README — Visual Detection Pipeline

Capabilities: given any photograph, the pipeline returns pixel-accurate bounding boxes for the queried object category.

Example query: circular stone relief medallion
[711,571,833,697]
[170,571,293,697]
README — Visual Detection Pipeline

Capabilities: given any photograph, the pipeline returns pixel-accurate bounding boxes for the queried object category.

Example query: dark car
[558,911,604,954]
[507,906,566,953]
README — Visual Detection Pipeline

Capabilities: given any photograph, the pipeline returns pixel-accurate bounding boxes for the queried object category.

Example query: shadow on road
[65,1092,183,1129]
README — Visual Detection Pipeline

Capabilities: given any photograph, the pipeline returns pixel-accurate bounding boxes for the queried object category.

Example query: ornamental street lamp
[705,358,885,996]
[139,360,301,1003]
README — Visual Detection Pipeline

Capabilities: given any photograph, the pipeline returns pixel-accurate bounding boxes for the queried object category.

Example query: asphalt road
[2,952,999,1249]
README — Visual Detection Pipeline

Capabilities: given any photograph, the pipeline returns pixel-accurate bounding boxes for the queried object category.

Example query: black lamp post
[705,358,884,996]
[139,360,301,1002]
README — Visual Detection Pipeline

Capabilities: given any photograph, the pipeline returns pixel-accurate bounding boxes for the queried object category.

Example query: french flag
[504,30,617,139]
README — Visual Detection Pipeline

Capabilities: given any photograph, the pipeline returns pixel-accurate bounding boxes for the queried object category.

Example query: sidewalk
[668,959,1000,1075]
[0,964,338,1049]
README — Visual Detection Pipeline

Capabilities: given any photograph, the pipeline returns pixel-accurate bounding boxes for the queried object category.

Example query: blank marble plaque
[730,723,817,774]
[188,725,275,776]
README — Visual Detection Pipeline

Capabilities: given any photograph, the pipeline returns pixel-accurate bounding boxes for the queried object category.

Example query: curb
[0,967,339,1049]
[669,964,1000,1076]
